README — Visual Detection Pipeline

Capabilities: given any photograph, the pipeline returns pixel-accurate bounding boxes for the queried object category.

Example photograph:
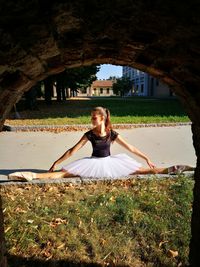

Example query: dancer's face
[91,111,104,126]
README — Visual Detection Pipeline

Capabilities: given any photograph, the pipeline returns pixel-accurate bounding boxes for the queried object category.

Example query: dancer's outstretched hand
[49,163,56,172]
[146,159,156,169]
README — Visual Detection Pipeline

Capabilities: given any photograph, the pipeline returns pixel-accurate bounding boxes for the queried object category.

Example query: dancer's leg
[8,170,78,181]
[31,171,78,179]
[133,165,195,175]
[133,167,167,175]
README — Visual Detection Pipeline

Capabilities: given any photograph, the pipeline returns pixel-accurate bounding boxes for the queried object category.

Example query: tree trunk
[0,89,27,131]
[61,87,66,101]
[24,86,38,110]
[56,82,62,102]
[44,78,53,105]
[189,123,200,266]
[0,195,7,267]
[66,88,71,98]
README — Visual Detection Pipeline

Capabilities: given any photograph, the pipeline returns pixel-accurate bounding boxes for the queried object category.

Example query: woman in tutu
[8,106,194,181]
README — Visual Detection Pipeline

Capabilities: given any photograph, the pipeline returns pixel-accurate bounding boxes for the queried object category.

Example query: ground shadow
[10,98,187,120]
[7,254,130,267]
[6,253,182,267]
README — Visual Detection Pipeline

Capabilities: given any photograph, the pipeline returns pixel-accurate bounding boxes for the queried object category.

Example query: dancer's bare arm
[49,135,88,171]
[115,135,156,168]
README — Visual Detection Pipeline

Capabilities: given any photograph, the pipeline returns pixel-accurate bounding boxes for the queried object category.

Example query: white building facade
[122,66,174,97]
[78,80,116,97]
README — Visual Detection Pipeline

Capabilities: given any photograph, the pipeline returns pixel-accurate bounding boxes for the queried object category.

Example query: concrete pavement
[0,125,196,183]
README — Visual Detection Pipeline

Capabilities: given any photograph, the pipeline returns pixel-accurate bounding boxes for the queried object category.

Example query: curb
[3,122,192,132]
[0,173,194,186]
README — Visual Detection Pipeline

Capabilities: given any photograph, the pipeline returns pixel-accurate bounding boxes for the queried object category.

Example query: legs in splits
[8,165,195,181]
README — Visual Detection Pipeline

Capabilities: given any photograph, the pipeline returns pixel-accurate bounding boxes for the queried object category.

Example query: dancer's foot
[8,172,36,181]
[168,165,195,175]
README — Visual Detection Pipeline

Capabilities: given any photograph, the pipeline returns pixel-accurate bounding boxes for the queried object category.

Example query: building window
[141,84,144,93]
[107,88,109,94]
[100,88,103,94]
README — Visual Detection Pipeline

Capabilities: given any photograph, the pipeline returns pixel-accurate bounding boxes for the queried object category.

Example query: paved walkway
[0,125,196,184]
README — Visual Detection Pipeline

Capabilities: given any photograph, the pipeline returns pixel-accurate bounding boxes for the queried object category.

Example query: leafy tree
[55,65,100,98]
[23,65,100,107]
[112,77,132,96]
[108,76,118,81]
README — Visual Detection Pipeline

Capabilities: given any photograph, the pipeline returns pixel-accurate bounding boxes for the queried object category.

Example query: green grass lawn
[1,175,193,266]
[6,97,190,126]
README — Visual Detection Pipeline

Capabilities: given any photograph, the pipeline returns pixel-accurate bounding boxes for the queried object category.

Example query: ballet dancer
[8,107,194,181]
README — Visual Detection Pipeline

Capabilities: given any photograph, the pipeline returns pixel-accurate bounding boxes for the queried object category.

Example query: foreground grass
[6,97,189,126]
[1,175,193,266]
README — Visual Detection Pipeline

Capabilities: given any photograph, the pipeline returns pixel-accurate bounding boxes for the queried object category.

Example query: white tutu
[62,153,142,179]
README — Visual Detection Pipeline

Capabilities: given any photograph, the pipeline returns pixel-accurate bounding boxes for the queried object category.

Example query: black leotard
[85,129,119,158]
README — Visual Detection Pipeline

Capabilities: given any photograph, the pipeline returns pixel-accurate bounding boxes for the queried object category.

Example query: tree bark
[0,195,7,267]
[66,88,71,98]
[0,89,26,131]
[0,71,34,131]
[56,83,62,102]
[189,123,200,266]
[44,78,53,105]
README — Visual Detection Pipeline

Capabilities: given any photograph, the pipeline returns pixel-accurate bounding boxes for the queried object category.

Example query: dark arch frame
[0,1,200,265]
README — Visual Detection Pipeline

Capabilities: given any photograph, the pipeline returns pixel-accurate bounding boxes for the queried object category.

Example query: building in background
[122,66,174,97]
[78,79,116,97]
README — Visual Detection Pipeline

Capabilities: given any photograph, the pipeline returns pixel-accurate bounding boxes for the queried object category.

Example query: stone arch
[0,1,200,265]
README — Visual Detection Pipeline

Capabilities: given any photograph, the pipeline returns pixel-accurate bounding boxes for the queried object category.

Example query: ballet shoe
[168,165,194,175]
[8,172,36,181]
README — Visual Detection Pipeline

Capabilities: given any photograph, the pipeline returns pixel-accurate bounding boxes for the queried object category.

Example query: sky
[96,64,122,80]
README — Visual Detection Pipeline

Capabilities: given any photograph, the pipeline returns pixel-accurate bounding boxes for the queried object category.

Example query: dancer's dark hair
[92,106,112,132]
